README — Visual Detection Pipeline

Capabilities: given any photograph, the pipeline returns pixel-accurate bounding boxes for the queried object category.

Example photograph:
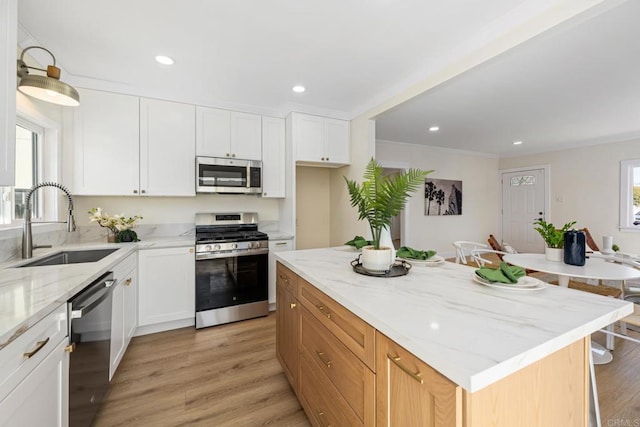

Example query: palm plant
[345,158,433,250]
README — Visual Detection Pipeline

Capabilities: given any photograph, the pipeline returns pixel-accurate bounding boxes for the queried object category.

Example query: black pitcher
[564,230,586,266]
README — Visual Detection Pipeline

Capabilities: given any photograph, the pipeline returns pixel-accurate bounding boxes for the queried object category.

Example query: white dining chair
[452,241,489,265]
[470,248,509,268]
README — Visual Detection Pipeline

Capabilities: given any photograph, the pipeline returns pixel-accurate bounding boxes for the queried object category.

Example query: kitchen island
[275,247,633,426]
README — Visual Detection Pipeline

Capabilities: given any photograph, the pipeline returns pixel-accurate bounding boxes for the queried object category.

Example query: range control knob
[249,242,257,249]
[214,244,221,251]
[205,245,212,252]
[232,243,238,249]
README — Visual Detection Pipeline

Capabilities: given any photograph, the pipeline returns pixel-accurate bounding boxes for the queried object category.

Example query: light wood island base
[276,261,589,427]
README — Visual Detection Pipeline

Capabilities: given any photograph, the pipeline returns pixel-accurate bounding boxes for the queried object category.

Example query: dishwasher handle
[70,276,116,319]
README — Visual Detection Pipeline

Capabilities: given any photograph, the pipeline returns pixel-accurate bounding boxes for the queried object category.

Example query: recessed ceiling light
[155,55,174,65]
[513,140,523,145]
[428,126,439,132]
[292,85,305,93]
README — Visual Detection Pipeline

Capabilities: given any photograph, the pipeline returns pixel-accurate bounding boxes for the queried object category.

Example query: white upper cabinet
[69,90,196,196]
[140,98,196,196]
[261,116,285,198]
[196,106,262,161]
[291,112,350,167]
[72,89,140,195]
[0,0,17,186]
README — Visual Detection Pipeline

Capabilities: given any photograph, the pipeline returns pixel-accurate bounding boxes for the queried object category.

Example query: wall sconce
[16,46,80,107]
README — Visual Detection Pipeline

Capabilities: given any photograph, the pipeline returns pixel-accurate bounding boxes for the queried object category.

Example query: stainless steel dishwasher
[68,271,116,427]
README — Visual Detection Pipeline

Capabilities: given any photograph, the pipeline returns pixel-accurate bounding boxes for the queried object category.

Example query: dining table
[503,252,640,364]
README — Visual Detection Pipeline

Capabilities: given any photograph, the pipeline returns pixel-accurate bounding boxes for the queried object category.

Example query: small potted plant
[533,218,576,261]
[89,208,143,242]
[345,158,433,271]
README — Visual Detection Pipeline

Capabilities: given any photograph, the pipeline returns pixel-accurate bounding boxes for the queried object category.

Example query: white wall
[499,138,640,254]
[376,141,500,255]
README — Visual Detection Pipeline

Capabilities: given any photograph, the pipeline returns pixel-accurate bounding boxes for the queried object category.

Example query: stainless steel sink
[17,248,119,267]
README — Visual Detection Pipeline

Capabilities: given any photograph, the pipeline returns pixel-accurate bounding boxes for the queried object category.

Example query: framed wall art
[425,178,462,216]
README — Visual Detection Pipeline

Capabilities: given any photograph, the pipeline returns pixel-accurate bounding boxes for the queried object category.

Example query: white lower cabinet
[0,304,69,427]
[110,253,138,380]
[268,238,294,307]
[138,246,195,329]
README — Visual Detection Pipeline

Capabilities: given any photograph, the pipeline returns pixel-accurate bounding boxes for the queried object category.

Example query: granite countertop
[275,247,633,392]
[0,237,194,351]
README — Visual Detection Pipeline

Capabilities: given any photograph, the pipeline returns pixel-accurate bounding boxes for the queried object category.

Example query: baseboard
[134,318,195,337]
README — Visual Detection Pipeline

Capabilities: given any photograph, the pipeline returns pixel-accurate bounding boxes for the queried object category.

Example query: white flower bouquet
[89,207,142,242]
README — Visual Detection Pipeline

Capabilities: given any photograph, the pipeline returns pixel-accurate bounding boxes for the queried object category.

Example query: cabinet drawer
[300,306,375,425]
[299,279,375,370]
[276,262,298,297]
[0,304,68,402]
[299,351,363,427]
[112,252,137,281]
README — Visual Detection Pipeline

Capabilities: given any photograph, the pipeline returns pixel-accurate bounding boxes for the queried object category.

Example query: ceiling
[18,0,563,119]
[17,1,637,157]
[375,0,640,156]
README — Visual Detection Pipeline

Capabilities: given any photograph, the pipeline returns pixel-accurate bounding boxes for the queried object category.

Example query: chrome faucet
[22,182,76,259]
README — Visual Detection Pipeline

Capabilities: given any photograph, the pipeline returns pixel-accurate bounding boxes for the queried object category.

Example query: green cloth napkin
[475,262,526,284]
[345,235,371,249]
[396,246,437,260]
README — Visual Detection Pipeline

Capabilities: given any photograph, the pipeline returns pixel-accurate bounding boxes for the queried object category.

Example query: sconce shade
[17,46,80,107]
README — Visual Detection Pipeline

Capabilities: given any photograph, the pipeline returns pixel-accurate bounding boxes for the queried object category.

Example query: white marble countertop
[275,247,633,392]
[0,237,194,350]
[265,231,294,240]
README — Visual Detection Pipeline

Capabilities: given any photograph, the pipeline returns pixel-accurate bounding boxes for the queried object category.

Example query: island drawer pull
[290,302,296,309]
[124,278,133,286]
[23,337,50,359]
[388,353,424,384]
[315,305,332,319]
[315,350,332,368]
[316,411,331,427]
[275,242,288,246]
[278,274,289,284]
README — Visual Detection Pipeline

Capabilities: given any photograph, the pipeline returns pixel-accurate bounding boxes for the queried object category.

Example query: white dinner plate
[398,255,445,267]
[472,273,548,291]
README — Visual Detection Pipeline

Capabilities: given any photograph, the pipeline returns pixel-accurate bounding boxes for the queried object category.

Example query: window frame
[619,159,640,232]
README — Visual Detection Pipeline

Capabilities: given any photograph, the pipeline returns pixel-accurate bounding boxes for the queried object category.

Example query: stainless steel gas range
[195,212,269,329]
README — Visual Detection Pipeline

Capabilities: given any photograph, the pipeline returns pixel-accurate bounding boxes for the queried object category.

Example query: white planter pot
[545,247,564,262]
[362,246,393,271]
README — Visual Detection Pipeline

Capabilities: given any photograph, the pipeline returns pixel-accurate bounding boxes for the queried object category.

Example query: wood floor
[95,313,640,426]
[94,314,309,427]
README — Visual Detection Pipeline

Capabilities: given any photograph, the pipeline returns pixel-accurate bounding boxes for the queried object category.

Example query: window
[509,175,536,186]
[0,121,42,225]
[619,159,640,231]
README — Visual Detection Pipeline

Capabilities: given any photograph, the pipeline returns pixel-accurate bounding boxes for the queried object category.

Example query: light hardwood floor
[94,314,309,427]
[95,313,640,426]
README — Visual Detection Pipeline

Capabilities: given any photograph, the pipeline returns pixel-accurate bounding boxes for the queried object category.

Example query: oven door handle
[196,248,269,260]
[70,283,115,319]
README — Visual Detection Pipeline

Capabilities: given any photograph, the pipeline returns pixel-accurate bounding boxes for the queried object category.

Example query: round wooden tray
[350,256,411,277]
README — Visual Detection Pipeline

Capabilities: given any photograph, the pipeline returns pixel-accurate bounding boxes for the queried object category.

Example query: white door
[501,168,546,253]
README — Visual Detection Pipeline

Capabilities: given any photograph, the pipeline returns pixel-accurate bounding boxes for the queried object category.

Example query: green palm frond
[345,158,433,249]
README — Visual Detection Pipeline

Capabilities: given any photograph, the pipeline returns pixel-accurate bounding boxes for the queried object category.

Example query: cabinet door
[140,98,196,196]
[325,118,350,165]
[196,106,231,157]
[268,239,293,304]
[0,338,69,427]
[276,282,298,390]
[123,268,138,342]
[231,112,262,160]
[138,247,195,326]
[293,113,325,163]
[262,117,285,198]
[73,89,140,195]
[0,0,16,186]
[110,282,125,381]
[376,332,460,427]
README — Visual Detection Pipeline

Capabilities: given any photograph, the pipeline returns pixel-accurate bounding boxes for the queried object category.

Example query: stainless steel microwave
[196,157,262,194]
